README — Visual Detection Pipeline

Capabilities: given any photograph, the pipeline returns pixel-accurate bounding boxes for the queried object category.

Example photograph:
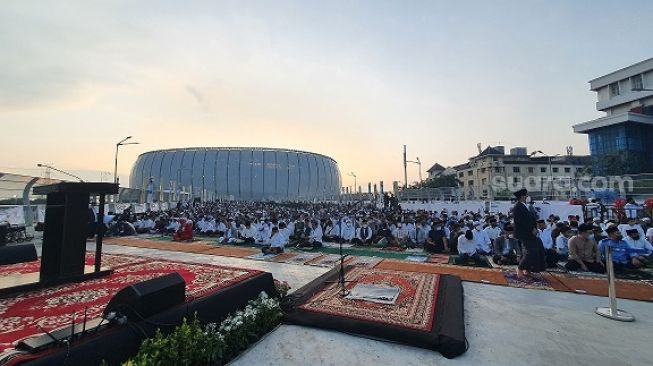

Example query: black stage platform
[4,272,278,366]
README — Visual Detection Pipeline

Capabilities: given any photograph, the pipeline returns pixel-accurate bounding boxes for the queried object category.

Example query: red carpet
[0,254,261,353]
[299,267,440,332]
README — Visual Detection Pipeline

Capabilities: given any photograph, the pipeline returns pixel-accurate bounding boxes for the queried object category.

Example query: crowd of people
[94,198,653,274]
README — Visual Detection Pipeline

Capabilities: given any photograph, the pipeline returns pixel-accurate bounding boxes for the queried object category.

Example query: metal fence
[399,174,653,203]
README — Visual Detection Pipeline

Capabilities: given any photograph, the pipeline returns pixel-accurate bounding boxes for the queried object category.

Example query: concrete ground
[86,243,653,366]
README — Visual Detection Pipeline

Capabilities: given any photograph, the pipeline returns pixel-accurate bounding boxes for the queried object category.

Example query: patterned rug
[305,254,348,268]
[0,253,145,277]
[427,255,450,265]
[245,253,280,261]
[0,257,260,352]
[279,252,322,265]
[503,271,553,290]
[322,242,354,249]
[299,267,440,332]
[347,256,383,268]
[448,255,492,268]
[405,255,429,263]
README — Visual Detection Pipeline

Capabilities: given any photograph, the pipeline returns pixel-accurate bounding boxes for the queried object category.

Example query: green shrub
[122,291,282,366]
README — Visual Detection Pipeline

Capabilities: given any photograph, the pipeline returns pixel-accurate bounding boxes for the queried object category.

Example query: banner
[0,206,26,225]
[133,204,147,214]
[400,201,585,219]
[37,205,46,223]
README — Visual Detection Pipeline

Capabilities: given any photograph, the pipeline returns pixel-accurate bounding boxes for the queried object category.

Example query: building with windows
[129,147,342,201]
[430,146,591,200]
[573,57,653,175]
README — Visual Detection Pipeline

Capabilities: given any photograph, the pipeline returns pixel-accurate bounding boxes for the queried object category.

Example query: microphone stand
[337,216,349,296]
[327,216,354,297]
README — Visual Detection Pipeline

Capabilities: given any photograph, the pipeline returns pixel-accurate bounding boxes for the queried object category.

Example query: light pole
[403,145,408,189]
[37,163,85,182]
[99,171,111,182]
[406,157,422,185]
[114,136,139,185]
[348,172,357,195]
[530,150,560,200]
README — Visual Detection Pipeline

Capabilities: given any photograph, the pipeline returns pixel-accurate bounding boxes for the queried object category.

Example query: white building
[445,146,591,200]
[572,57,653,175]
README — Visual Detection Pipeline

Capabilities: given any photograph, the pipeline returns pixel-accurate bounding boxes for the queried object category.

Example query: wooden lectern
[0,183,118,297]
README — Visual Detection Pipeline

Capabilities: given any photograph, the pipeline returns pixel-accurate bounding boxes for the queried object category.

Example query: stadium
[129,147,342,201]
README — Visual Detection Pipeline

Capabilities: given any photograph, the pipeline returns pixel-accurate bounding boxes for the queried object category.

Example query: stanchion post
[595,245,635,322]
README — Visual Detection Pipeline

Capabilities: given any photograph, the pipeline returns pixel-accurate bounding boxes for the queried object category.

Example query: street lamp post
[530,150,561,200]
[406,157,423,185]
[114,136,139,185]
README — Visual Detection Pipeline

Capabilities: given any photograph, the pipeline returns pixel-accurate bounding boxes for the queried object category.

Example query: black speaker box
[103,272,185,321]
[0,243,38,265]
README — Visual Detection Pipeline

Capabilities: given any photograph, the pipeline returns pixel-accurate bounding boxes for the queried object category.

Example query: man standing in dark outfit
[513,188,546,278]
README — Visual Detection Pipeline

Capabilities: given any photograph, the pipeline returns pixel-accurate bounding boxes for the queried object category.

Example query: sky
[1,0,653,187]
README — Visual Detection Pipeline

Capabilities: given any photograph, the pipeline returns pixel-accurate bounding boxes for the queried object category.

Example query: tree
[414,174,461,189]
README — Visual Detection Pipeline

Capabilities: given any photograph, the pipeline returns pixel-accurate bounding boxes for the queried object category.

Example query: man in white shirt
[239,221,257,244]
[618,218,645,240]
[340,220,356,243]
[457,229,482,265]
[473,222,492,255]
[297,220,323,249]
[279,222,291,245]
[353,220,374,246]
[392,222,411,248]
[415,221,429,247]
[255,225,271,245]
[556,226,572,260]
[262,227,285,254]
[218,221,240,244]
[624,228,653,267]
[537,219,557,268]
[166,219,180,234]
[142,216,155,232]
[484,218,502,244]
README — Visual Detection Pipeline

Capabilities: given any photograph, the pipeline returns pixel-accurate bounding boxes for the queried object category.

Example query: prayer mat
[487,257,518,270]
[615,268,653,281]
[376,260,508,286]
[202,246,259,258]
[405,248,425,254]
[346,256,383,268]
[245,253,280,261]
[279,252,322,265]
[546,274,653,302]
[503,271,553,291]
[449,255,492,268]
[270,253,301,263]
[317,246,409,260]
[405,255,429,263]
[427,254,450,265]
[299,267,439,331]
[283,266,467,359]
[322,242,354,249]
[305,254,348,268]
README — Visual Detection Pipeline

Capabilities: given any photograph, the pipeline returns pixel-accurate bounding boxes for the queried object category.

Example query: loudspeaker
[103,272,185,321]
[0,243,38,265]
